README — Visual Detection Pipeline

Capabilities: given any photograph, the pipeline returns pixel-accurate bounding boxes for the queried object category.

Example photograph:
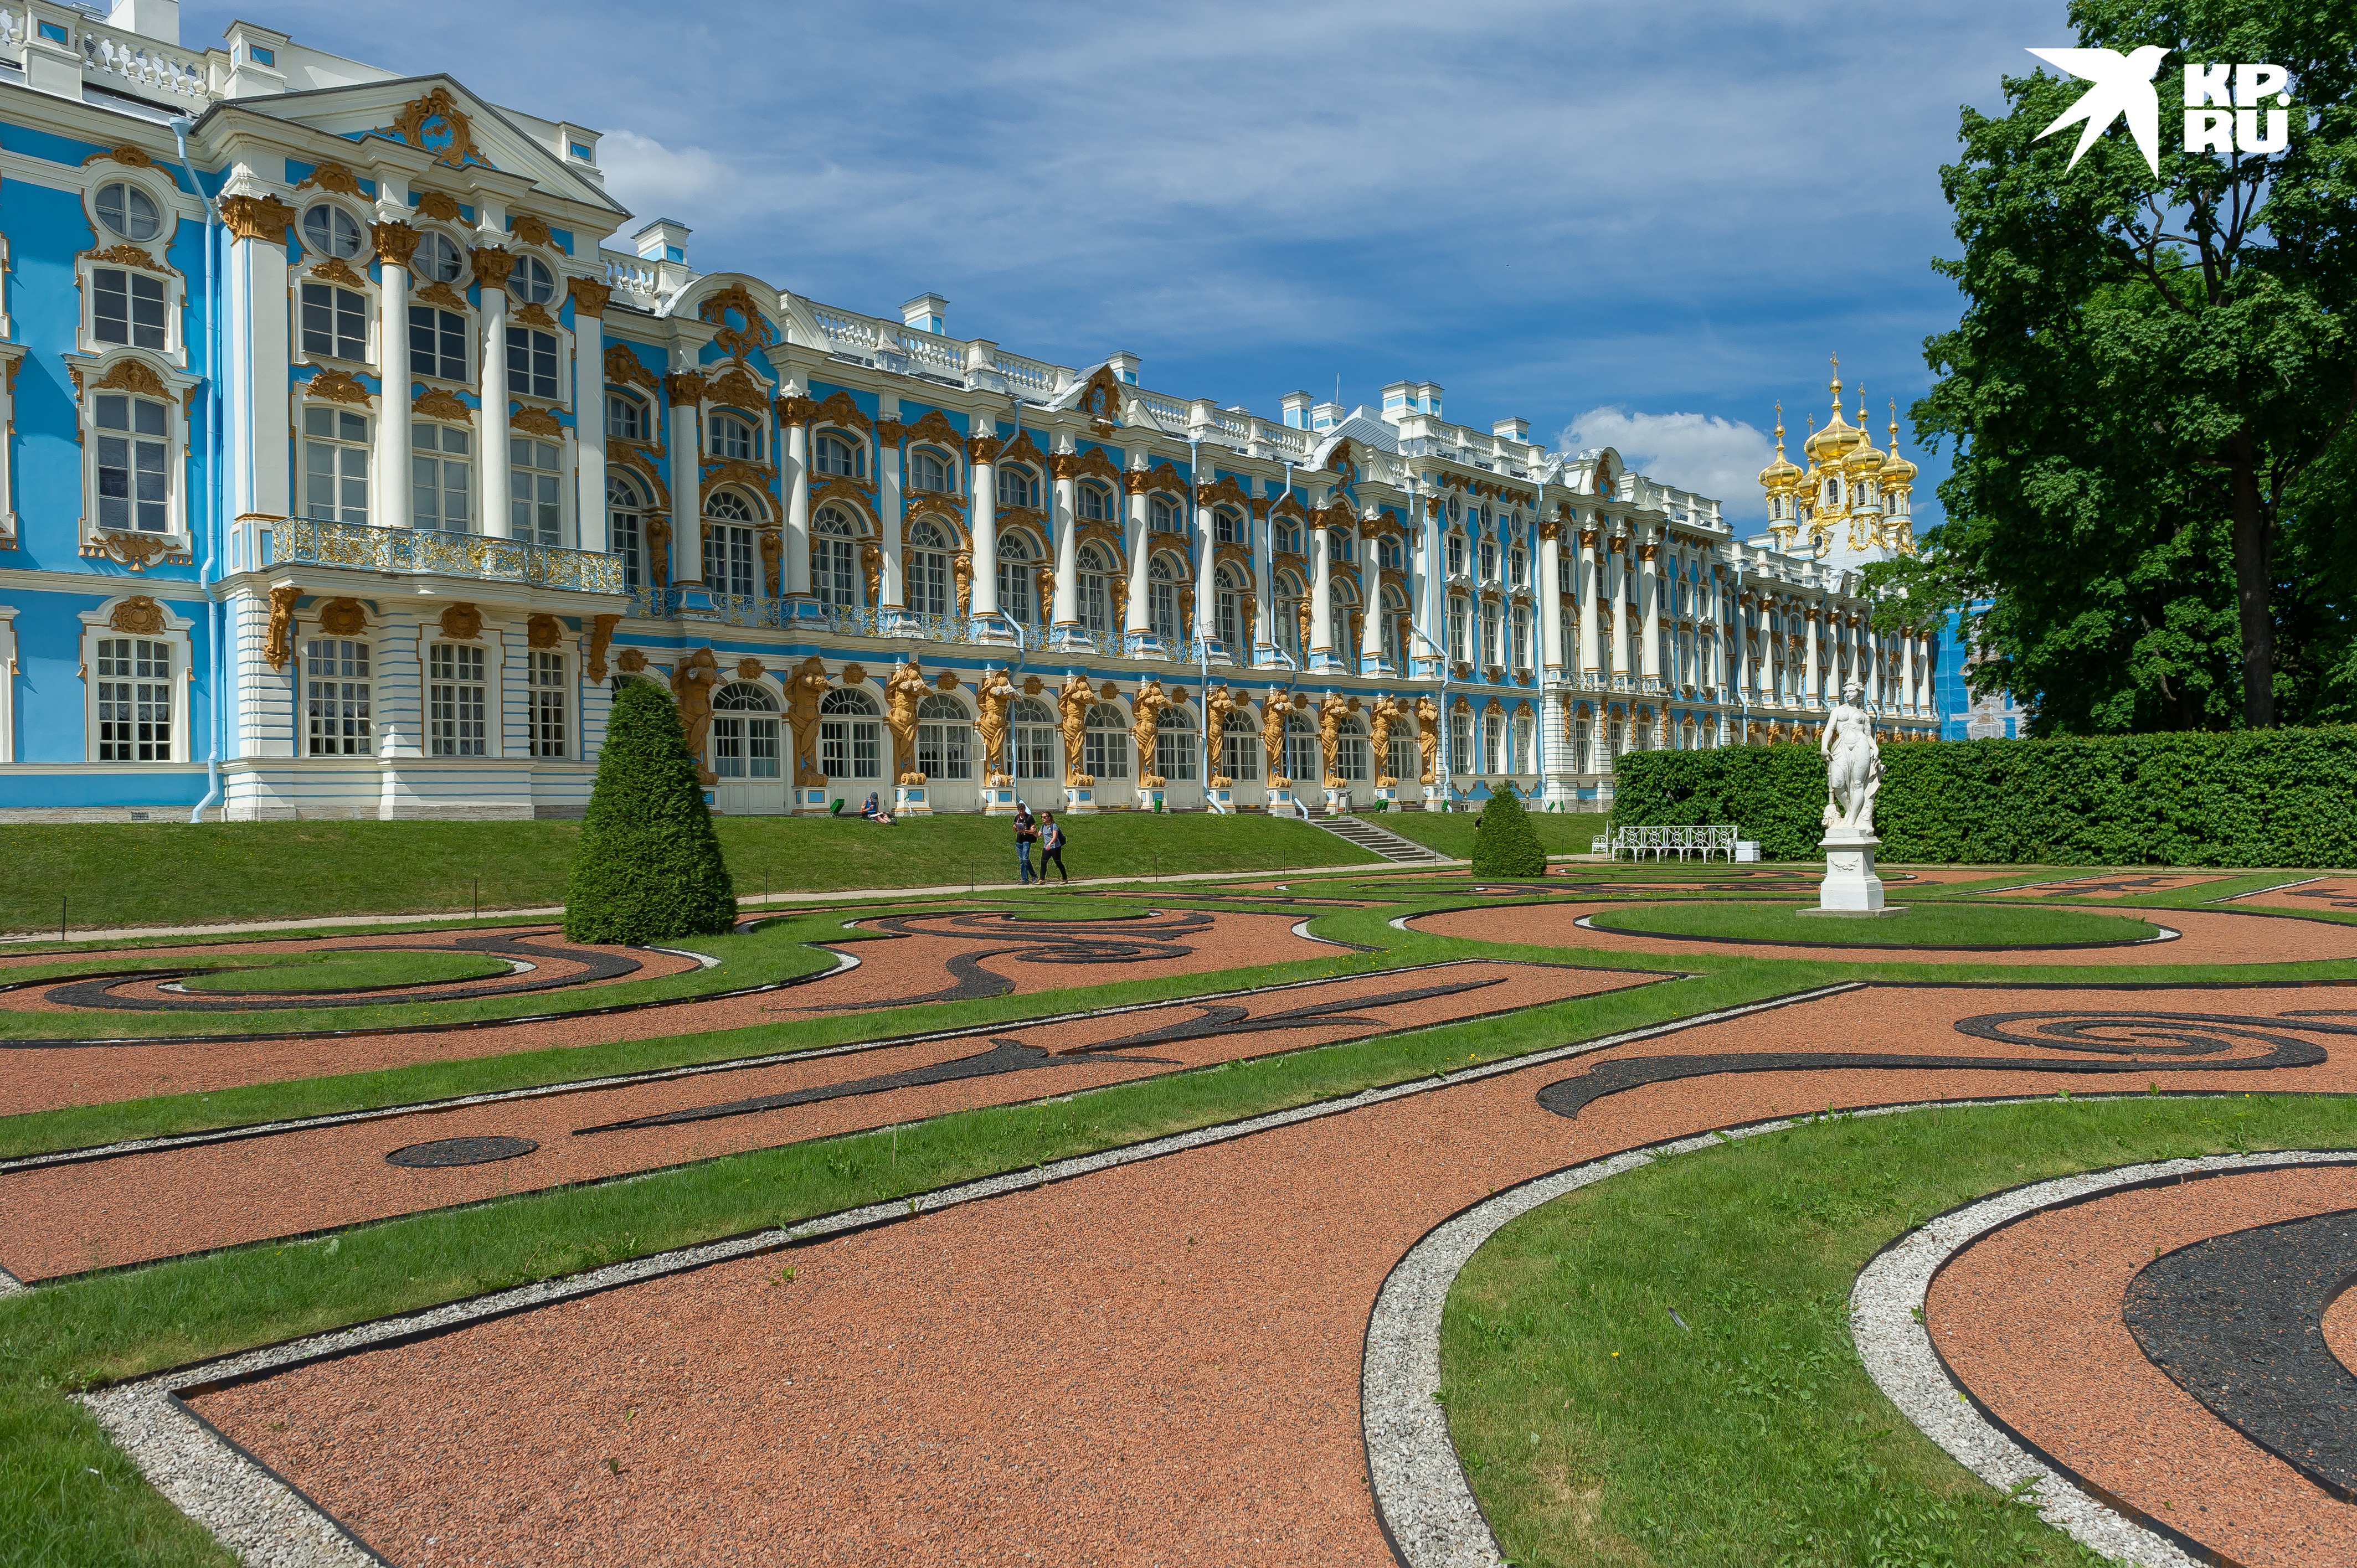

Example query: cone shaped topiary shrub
[1471,781,1548,878]
[564,679,738,945]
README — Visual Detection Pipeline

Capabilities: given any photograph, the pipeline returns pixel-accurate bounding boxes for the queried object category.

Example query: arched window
[1214,508,1242,545]
[1274,515,1302,555]
[1448,595,1470,664]
[995,464,1040,510]
[996,532,1038,628]
[1336,715,1368,783]
[819,687,881,779]
[814,506,857,608]
[711,682,781,780]
[1085,702,1129,780]
[910,447,954,494]
[1078,541,1115,639]
[704,489,759,597]
[1078,483,1111,522]
[1011,696,1056,780]
[1148,554,1182,643]
[917,693,971,780]
[606,393,648,443]
[1481,710,1501,775]
[607,472,645,592]
[1149,494,1182,534]
[1446,530,1466,577]
[906,518,951,617]
[711,411,760,463]
[814,430,863,478]
[1155,706,1197,782]
[1573,713,1593,773]
[1275,572,1304,661]
[1222,709,1260,781]
[1284,712,1318,785]
[1215,564,1246,650]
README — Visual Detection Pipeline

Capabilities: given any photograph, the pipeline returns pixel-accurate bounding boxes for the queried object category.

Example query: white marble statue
[1819,680,1882,837]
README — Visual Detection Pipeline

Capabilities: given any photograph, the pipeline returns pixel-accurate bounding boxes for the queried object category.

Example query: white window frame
[1085,702,1130,781]
[299,401,372,526]
[531,648,569,759]
[296,262,374,369]
[303,634,375,757]
[0,606,14,762]
[80,169,186,367]
[79,364,194,552]
[510,430,570,547]
[409,302,472,386]
[78,597,194,765]
[425,638,492,759]
[412,419,476,534]
[91,263,173,356]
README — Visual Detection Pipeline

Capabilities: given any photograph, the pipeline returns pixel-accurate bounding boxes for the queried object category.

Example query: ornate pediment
[384,86,487,169]
[698,281,777,361]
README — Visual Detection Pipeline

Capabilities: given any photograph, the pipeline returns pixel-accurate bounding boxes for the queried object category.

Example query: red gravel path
[2325,1281,2357,1376]
[1413,900,2357,966]
[0,963,1653,1281]
[191,983,2357,1567]
[2234,877,2357,916]
[1929,1168,2357,1566]
[1996,873,2242,900]
[0,912,1323,1117]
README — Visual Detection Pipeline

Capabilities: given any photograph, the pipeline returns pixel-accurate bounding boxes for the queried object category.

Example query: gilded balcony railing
[264,518,626,594]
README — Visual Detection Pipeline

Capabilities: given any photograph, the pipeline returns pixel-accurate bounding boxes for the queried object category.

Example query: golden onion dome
[1802,357,1865,465]
[1844,395,1886,474]
[1878,405,1918,486]
[1757,403,1803,492]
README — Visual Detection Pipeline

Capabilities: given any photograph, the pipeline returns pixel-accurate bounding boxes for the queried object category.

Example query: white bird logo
[2026,45,2169,176]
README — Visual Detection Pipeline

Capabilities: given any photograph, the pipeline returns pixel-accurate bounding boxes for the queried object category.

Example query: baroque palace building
[0,3,1942,823]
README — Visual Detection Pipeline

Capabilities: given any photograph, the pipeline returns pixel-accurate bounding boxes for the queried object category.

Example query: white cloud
[596,130,732,226]
[1560,408,1773,508]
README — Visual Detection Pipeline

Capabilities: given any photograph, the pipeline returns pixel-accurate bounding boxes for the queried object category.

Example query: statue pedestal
[980,783,1020,816]
[1800,829,1897,915]
[793,787,831,816]
[1424,785,1453,813]
[1324,789,1351,816]
[1267,785,1296,814]
[1136,785,1166,813]
[1372,784,1397,810]
[894,784,932,817]
[1205,785,1233,813]
[1063,785,1098,815]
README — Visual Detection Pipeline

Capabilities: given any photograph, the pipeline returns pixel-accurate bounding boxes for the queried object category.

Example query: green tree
[564,679,738,945]
[1470,782,1547,878]
[1873,1,2357,732]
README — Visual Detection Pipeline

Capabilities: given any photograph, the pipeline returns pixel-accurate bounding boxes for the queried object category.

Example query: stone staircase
[1305,812,1457,865]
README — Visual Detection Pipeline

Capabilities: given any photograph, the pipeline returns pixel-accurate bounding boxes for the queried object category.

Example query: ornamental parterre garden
[7,807,2357,1565]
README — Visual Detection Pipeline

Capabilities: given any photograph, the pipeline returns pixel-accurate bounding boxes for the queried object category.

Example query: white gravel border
[83,979,1846,1567]
[1362,1105,2342,1568]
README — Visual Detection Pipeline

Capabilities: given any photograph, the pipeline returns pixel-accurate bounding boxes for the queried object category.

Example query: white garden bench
[1591,824,1740,863]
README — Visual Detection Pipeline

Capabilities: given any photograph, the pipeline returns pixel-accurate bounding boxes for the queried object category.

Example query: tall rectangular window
[1223,720,1260,782]
[1481,601,1501,666]
[409,307,467,381]
[1015,716,1055,780]
[531,650,567,758]
[506,327,559,401]
[510,437,563,545]
[300,283,367,362]
[1156,720,1196,782]
[413,424,472,532]
[704,525,756,599]
[94,637,172,761]
[428,642,487,757]
[1448,597,1468,664]
[1512,605,1530,670]
[95,393,168,533]
[304,638,371,755]
[1449,711,1471,775]
[302,407,370,524]
[94,268,166,350]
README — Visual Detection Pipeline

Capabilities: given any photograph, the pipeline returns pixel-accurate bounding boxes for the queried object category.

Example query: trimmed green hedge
[1470,782,1547,876]
[1609,728,2357,866]
[564,680,739,943]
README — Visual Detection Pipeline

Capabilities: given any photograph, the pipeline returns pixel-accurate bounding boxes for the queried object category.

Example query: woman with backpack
[1037,812,1069,883]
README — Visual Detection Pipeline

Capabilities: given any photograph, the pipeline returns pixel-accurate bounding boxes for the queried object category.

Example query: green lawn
[176,948,510,994]
[1375,807,1608,860]
[1444,1095,2351,1568]
[0,814,1375,934]
[1588,899,2159,946]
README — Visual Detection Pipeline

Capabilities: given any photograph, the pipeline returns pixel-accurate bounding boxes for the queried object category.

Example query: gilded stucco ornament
[783,656,829,785]
[605,344,659,391]
[616,647,647,675]
[511,405,563,439]
[107,595,166,635]
[413,388,471,422]
[1073,364,1125,434]
[1369,694,1403,786]
[469,247,518,287]
[953,552,973,618]
[297,162,363,196]
[512,301,558,331]
[734,656,764,681]
[414,280,468,312]
[708,366,769,412]
[697,283,776,360]
[264,585,301,673]
[586,614,623,682]
[86,532,181,571]
[758,527,780,585]
[86,145,155,168]
[413,191,462,224]
[1260,686,1290,787]
[91,359,171,399]
[1058,670,1096,787]
[861,541,882,604]
[1414,694,1440,784]
[528,615,563,651]
[568,276,613,317]
[317,599,366,636]
[307,255,367,290]
[386,86,486,168]
[840,663,868,688]
[306,369,372,407]
[672,647,721,783]
[976,667,1017,785]
[219,195,296,244]
[884,659,929,786]
[1130,678,1170,787]
[438,603,482,641]
[509,215,554,250]
[665,372,707,408]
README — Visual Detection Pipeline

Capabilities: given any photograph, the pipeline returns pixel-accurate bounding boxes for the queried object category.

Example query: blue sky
[204,1,2080,528]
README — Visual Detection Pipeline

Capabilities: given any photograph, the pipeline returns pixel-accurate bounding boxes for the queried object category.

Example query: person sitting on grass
[861,791,896,826]
[1037,811,1069,883]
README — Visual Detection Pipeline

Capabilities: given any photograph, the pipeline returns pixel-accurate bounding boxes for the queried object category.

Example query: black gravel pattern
[1064,976,1505,1055]
[801,911,1217,1009]
[385,1136,539,1168]
[2125,1208,2357,1502]
[1537,1009,2350,1120]
[40,932,642,1014]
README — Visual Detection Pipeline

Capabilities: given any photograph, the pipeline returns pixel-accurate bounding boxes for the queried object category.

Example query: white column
[1900,626,1916,715]
[1124,467,1150,639]
[1051,453,1078,630]
[476,253,513,539]
[1607,533,1630,677]
[372,223,413,530]
[669,374,701,583]
[569,281,607,552]
[1252,482,1275,654]
[224,195,293,519]
[878,418,904,608]
[1194,478,1216,651]
[969,423,1000,619]
[1538,521,1563,672]
[1309,518,1335,656]
[780,405,809,599]
[1356,515,1382,667]
[1639,533,1661,684]
[1577,528,1599,675]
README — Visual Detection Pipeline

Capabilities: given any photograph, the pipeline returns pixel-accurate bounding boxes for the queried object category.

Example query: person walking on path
[1015,802,1038,885]
[1037,812,1069,883]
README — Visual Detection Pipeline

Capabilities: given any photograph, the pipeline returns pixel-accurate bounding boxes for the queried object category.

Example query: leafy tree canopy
[1869,0,2357,734]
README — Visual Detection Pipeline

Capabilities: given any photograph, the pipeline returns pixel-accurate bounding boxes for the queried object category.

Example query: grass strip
[0,962,1795,1567]
[1443,1093,2355,1568]
[1584,900,2158,947]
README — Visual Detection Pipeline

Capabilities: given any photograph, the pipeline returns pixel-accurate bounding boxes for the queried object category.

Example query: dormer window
[415,233,465,283]
[711,411,760,462]
[96,182,160,242]
[508,256,556,306]
[302,204,364,260]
